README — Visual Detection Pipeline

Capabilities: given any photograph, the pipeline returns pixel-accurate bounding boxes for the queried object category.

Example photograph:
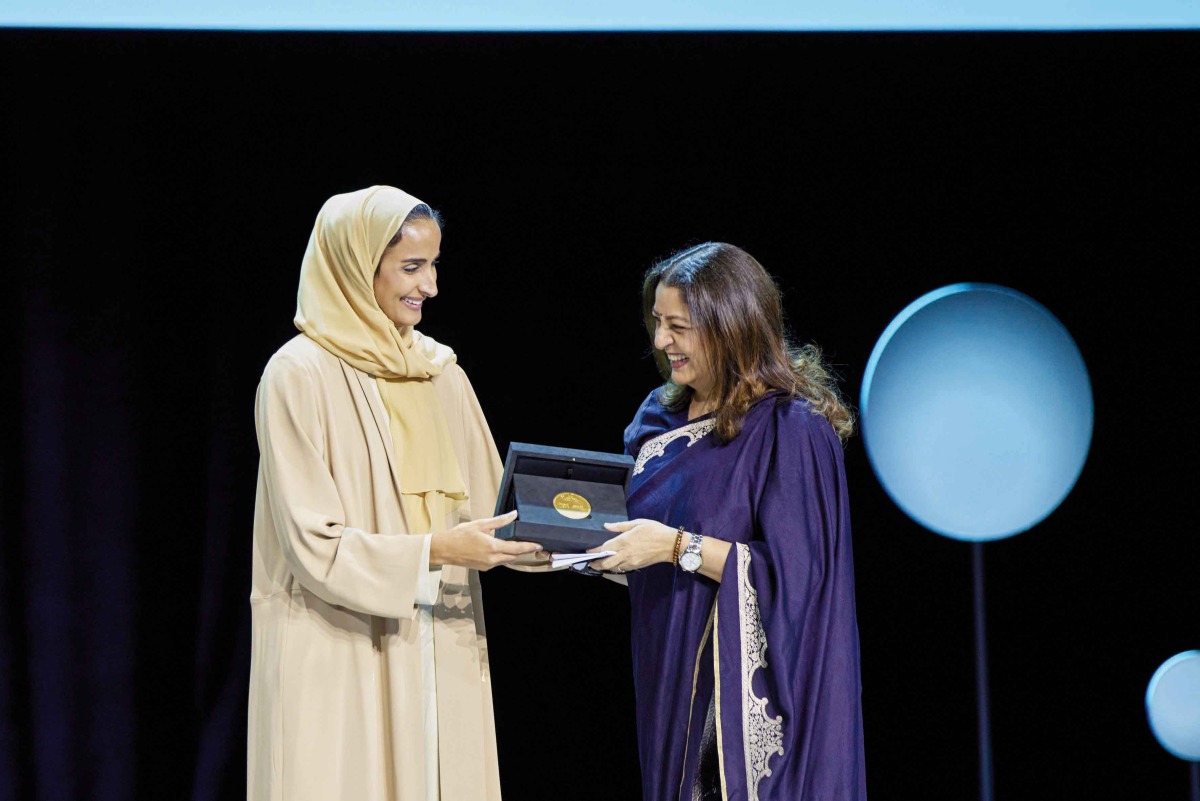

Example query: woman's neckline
[686,391,718,422]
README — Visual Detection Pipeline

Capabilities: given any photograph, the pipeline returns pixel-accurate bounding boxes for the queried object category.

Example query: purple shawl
[623,390,866,801]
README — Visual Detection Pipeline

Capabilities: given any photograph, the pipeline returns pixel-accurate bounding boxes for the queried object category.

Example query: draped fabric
[248,335,505,801]
[294,184,467,534]
[623,390,867,801]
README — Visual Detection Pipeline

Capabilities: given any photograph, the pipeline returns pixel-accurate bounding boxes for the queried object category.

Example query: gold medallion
[552,491,592,520]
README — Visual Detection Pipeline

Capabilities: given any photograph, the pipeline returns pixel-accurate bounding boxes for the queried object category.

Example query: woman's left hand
[587,518,677,573]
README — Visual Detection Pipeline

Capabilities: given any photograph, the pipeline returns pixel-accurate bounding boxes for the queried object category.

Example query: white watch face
[680,551,702,572]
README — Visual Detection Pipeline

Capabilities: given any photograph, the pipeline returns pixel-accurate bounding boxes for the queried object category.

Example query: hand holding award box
[492,442,634,554]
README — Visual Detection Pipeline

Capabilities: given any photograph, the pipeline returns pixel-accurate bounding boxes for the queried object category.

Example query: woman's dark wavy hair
[643,242,855,443]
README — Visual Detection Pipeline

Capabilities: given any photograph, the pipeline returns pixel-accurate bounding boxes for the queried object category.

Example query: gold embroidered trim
[633,418,717,476]
[737,544,784,799]
[714,599,729,799]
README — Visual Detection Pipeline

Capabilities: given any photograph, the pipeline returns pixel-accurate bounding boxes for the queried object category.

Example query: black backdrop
[2,27,1198,801]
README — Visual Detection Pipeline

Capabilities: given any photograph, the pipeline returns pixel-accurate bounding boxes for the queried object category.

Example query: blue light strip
[2,0,1198,31]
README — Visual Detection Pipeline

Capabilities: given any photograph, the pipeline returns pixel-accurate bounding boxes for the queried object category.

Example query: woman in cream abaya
[248,185,542,801]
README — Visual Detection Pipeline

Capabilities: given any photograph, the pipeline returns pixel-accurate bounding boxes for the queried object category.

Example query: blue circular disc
[861,283,1093,541]
[1146,651,1200,761]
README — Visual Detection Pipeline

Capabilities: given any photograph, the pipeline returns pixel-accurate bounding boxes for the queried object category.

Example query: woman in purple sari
[588,242,867,800]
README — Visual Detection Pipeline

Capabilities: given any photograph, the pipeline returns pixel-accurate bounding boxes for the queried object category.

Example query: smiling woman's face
[652,283,714,400]
[373,217,441,328]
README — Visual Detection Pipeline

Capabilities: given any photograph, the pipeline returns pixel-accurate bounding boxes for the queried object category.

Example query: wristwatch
[678,531,703,573]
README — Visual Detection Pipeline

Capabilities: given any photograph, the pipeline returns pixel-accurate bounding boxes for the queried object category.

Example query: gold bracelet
[672,525,685,566]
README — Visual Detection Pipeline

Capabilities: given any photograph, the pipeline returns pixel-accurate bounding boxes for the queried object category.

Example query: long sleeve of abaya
[255,350,427,618]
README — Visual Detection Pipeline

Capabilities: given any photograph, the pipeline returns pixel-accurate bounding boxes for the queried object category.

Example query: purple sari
[623,390,866,801]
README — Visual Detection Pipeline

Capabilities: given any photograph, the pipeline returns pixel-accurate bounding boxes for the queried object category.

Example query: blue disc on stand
[1146,650,1200,761]
[861,283,1093,541]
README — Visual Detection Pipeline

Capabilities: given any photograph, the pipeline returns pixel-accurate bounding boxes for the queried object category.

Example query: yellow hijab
[294,185,467,534]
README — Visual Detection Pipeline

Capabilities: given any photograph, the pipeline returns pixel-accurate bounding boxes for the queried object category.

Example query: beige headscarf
[294,185,467,534]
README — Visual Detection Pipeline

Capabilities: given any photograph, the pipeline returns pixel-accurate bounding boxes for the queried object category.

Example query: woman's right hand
[428,510,543,570]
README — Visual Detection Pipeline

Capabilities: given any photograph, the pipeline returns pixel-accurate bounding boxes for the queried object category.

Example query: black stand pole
[973,542,994,801]
[1190,761,1198,801]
